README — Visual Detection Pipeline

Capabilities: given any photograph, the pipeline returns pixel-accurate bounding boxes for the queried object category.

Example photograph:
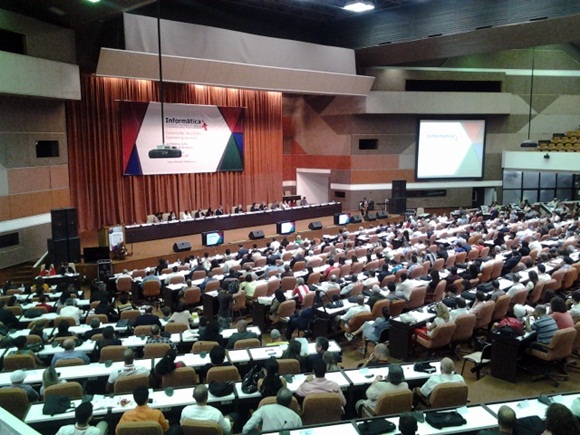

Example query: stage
[77,211,403,281]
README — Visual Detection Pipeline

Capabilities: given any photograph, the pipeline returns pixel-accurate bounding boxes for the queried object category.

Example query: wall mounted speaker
[173,241,192,252]
[51,208,78,240]
[308,221,323,230]
[392,180,407,198]
[249,229,265,240]
[349,215,362,224]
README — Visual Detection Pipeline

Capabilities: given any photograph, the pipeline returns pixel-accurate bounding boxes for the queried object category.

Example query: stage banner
[121,101,244,175]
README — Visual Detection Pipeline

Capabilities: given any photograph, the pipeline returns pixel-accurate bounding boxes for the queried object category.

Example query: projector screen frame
[414,117,487,182]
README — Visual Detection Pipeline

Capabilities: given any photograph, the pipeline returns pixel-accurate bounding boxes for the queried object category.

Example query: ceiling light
[343,1,375,13]
[86,0,101,4]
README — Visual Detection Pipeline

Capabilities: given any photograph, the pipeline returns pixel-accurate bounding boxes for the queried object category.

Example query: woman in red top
[292,277,310,303]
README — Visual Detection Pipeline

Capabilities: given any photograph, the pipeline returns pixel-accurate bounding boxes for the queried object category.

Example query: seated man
[83,317,104,341]
[296,358,346,407]
[133,306,161,328]
[106,349,151,393]
[450,298,469,321]
[116,385,169,433]
[51,338,91,366]
[180,384,234,434]
[242,387,302,434]
[284,306,315,341]
[360,343,390,368]
[525,304,558,348]
[1,370,39,402]
[356,364,408,415]
[146,324,173,346]
[60,298,82,325]
[56,402,108,435]
[414,357,465,404]
[399,412,419,435]
[225,320,258,349]
[337,295,370,328]
[477,405,516,435]
[305,336,329,371]
[198,345,232,381]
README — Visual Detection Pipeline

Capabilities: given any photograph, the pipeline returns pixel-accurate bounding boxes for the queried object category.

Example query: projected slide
[121,101,244,175]
[416,119,485,180]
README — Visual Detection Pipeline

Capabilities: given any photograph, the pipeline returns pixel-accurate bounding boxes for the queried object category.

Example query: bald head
[123,349,135,365]
[498,405,516,431]
[375,343,389,359]
[237,320,248,332]
[440,357,455,374]
[62,339,75,351]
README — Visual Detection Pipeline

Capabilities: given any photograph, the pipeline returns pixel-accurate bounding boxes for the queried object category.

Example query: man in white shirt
[396,273,416,301]
[164,265,182,285]
[106,349,150,393]
[60,298,81,325]
[181,384,234,434]
[536,264,552,282]
[415,357,465,401]
[242,388,302,434]
[339,295,370,326]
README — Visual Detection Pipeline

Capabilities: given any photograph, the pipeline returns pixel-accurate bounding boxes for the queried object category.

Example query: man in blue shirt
[51,338,91,366]
[526,305,558,346]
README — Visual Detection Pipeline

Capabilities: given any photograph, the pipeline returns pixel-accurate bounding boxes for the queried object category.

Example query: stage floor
[78,211,402,275]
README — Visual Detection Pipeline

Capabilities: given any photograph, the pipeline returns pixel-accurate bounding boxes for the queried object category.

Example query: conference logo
[165,117,208,130]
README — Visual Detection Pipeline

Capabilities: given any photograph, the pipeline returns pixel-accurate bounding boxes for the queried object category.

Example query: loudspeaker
[97,259,113,282]
[51,208,78,240]
[249,229,265,240]
[84,247,110,263]
[48,237,81,265]
[391,197,407,214]
[308,221,323,230]
[392,180,407,198]
[376,210,388,219]
[364,212,377,221]
[349,215,362,224]
[173,241,192,252]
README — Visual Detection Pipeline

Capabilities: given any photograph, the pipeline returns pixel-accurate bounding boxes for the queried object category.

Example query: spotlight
[343,1,375,12]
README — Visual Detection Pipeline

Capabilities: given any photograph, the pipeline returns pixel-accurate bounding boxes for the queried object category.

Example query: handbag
[42,394,75,416]
[425,411,467,429]
[357,418,396,435]
[24,308,43,318]
[208,380,235,397]
[241,364,262,394]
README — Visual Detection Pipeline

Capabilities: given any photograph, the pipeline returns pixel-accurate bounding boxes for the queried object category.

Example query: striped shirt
[531,316,558,344]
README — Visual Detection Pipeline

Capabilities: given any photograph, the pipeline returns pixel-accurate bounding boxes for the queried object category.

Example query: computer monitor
[202,230,224,247]
[333,213,350,225]
[276,221,296,235]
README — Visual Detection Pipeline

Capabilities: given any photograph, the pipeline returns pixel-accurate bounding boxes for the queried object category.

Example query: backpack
[425,411,467,429]
[208,380,235,397]
[43,395,74,416]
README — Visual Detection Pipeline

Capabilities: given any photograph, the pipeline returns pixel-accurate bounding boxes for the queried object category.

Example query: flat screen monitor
[202,230,224,247]
[415,119,486,180]
[276,221,296,235]
[334,213,350,225]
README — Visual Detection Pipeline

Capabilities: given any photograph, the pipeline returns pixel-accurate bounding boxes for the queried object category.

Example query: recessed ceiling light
[343,1,375,12]
[86,0,101,4]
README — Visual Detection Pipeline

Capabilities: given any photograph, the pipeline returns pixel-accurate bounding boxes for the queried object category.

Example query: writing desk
[389,310,435,360]
[342,361,441,387]
[284,370,351,393]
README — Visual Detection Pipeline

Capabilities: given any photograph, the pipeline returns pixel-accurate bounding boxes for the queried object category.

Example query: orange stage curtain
[66,75,283,232]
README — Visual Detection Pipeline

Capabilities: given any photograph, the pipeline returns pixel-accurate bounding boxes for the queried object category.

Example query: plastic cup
[200,351,207,358]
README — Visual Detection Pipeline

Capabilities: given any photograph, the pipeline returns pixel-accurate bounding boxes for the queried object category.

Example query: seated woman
[425,270,441,304]
[413,303,451,341]
[550,296,574,329]
[281,339,306,372]
[257,358,286,399]
[198,345,232,381]
[94,298,119,323]
[198,319,224,346]
[356,364,409,416]
[40,366,66,398]
[181,210,193,220]
[153,348,185,386]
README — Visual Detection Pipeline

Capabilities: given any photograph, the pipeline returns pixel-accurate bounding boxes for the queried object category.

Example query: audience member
[414,357,465,402]
[180,384,235,433]
[225,320,258,349]
[116,385,169,433]
[295,359,346,407]
[106,349,150,393]
[55,402,108,435]
[543,403,580,435]
[356,364,408,415]
[257,357,286,398]
[477,405,516,434]
[133,306,161,327]
[1,369,39,402]
[51,338,91,366]
[242,387,302,434]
